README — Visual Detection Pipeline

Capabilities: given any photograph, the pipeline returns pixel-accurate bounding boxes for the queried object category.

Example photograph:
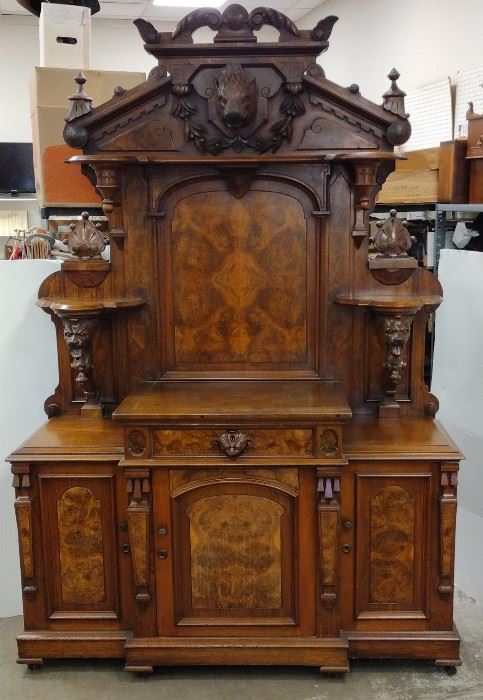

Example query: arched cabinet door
[152,467,316,637]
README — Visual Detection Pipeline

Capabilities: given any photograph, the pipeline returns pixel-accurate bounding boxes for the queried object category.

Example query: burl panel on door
[8,2,462,677]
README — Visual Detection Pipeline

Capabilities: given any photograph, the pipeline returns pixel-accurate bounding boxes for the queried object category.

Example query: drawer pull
[121,544,130,554]
[341,544,352,553]
[157,549,168,560]
[157,526,168,537]
[343,520,353,530]
[214,430,250,458]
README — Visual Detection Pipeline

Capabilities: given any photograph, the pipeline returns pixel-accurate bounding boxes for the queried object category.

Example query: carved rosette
[214,430,250,458]
[126,470,152,607]
[439,463,458,596]
[379,312,416,416]
[317,474,341,609]
[12,465,37,598]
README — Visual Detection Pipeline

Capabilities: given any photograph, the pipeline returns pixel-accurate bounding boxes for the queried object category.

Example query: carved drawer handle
[214,430,250,458]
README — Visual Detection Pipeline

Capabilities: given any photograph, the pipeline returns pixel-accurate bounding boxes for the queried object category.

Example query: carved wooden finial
[373,209,412,258]
[382,68,408,118]
[64,72,92,148]
[68,211,105,260]
[66,72,93,122]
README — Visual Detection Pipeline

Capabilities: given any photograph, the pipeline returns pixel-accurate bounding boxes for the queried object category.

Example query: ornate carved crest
[214,430,250,457]
[68,211,105,260]
[373,209,412,257]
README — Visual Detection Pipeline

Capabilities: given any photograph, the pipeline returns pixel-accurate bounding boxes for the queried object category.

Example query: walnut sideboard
[9,4,462,676]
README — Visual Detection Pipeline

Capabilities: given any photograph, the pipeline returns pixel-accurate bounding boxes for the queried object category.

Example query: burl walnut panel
[169,189,310,369]
[172,483,295,623]
[188,494,284,610]
[369,485,415,605]
[39,474,120,618]
[355,472,431,619]
[57,487,105,605]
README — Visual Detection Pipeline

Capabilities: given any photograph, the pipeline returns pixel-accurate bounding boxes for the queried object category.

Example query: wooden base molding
[124,637,350,671]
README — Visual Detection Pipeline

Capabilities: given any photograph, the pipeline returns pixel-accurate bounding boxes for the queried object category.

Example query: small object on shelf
[369,209,417,284]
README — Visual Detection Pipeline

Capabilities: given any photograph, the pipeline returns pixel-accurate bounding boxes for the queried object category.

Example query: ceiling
[0,0,323,23]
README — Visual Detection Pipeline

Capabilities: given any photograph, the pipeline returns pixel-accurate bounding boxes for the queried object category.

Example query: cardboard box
[377,170,439,205]
[377,148,440,205]
[30,67,145,208]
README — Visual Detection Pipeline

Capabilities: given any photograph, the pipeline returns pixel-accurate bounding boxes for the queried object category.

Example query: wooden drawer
[152,428,314,457]
[123,424,345,460]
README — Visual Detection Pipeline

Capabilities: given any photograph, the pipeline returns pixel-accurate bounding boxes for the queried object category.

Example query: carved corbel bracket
[439,463,458,596]
[90,166,122,222]
[126,469,152,607]
[54,308,102,416]
[369,209,417,285]
[317,472,341,610]
[12,465,37,598]
[352,162,379,246]
[375,307,418,417]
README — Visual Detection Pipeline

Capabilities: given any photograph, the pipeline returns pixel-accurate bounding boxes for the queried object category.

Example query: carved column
[126,469,152,607]
[54,308,102,415]
[317,472,341,610]
[352,162,378,245]
[439,463,458,596]
[12,465,37,598]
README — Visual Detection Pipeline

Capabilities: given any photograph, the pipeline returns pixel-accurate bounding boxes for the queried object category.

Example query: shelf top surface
[113,380,352,423]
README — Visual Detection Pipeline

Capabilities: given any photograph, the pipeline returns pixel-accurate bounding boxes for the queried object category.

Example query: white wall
[0,260,60,616]
[432,250,483,603]
[300,0,483,104]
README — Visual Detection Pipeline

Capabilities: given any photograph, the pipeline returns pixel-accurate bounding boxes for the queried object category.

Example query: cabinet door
[153,467,316,637]
[38,467,130,627]
[340,463,435,631]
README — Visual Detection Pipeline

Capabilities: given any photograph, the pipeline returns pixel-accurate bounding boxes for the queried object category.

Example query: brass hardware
[121,543,130,554]
[157,526,168,536]
[157,549,168,560]
[343,520,353,530]
[341,544,352,553]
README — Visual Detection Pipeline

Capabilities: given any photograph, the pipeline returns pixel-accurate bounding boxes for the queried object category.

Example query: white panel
[402,77,453,151]
[454,65,483,139]
[0,260,61,617]
[432,250,483,534]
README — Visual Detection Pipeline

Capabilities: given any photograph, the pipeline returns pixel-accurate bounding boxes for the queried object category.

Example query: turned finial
[382,68,408,118]
[65,72,93,123]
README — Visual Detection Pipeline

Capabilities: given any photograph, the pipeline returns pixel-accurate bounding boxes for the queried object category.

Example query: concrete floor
[1,591,482,700]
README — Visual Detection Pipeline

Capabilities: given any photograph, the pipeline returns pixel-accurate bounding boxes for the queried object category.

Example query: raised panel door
[153,467,316,637]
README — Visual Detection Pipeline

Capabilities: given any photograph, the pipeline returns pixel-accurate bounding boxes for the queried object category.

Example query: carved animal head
[215,63,257,129]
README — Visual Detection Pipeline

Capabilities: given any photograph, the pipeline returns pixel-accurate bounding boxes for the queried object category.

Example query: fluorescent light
[153,0,225,7]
